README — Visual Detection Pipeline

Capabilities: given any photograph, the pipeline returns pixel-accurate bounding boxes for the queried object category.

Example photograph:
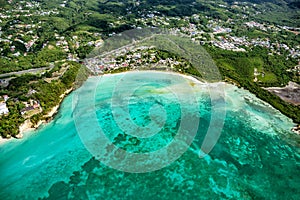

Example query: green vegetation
[221,67,300,123]
[0,101,25,138]
[205,45,300,123]
[0,62,90,138]
[0,0,299,138]
[0,47,66,74]
[207,46,297,86]
[32,62,89,116]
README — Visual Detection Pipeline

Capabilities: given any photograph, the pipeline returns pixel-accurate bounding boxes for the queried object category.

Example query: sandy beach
[16,71,207,139]
[2,70,298,144]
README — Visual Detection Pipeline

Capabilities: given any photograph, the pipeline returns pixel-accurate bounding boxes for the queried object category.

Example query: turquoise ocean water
[0,71,299,199]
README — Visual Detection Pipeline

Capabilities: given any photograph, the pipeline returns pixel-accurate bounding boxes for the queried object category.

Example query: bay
[0,71,299,199]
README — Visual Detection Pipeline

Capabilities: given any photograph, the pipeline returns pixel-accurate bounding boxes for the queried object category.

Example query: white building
[0,103,9,115]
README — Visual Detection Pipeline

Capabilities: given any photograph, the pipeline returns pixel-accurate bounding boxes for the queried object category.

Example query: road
[0,66,53,78]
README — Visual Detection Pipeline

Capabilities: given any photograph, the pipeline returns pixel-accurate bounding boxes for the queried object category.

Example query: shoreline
[0,70,207,144]
[0,87,74,145]
[99,70,299,135]
[1,70,299,144]
[23,87,74,133]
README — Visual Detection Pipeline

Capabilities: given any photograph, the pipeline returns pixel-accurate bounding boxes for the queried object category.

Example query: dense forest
[0,62,90,138]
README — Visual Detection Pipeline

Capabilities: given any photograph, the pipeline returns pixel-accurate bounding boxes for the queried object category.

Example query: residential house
[0,103,9,115]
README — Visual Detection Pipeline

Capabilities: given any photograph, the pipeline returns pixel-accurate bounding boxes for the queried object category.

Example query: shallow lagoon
[0,71,299,199]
